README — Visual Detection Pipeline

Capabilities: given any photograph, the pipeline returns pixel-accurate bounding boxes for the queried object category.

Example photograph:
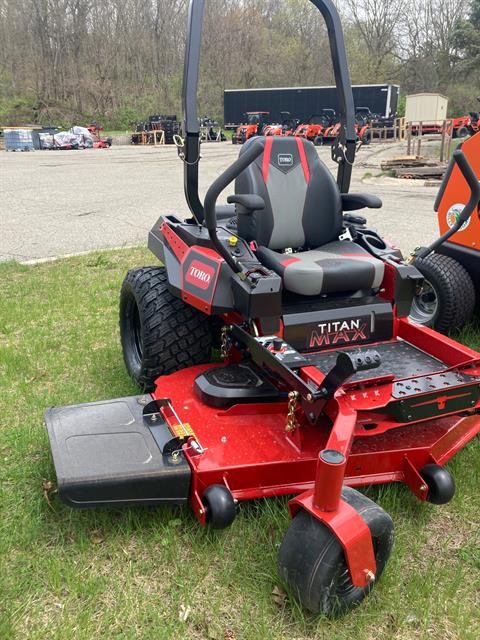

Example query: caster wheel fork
[278,487,394,616]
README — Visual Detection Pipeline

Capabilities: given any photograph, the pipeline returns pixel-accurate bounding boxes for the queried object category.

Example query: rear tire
[278,487,394,616]
[455,126,469,139]
[410,254,475,333]
[120,267,214,390]
[361,129,372,145]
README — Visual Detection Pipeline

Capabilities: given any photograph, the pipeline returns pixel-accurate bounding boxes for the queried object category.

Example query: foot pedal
[194,363,281,408]
[322,350,382,397]
[45,395,191,508]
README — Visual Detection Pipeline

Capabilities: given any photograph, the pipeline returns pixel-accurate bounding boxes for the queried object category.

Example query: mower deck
[154,362,480,519]
[45,362,480,512]
[45,324,480,512]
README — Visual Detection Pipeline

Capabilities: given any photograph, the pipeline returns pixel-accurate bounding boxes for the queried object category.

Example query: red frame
[153,213,480,590]
[152,320,480,585]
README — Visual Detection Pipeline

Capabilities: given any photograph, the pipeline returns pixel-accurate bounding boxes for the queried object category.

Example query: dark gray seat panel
[236,137,343,250]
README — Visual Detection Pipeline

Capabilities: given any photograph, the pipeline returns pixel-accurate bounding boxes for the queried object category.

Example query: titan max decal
[309,318,369,348]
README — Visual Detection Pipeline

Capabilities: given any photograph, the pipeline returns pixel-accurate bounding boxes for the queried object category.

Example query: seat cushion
[257,241,385,296]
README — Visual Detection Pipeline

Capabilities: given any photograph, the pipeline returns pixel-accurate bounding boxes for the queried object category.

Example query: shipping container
[224,84,399,127]
[405,93,448,124]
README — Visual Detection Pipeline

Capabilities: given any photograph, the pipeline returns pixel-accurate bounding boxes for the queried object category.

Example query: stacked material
[380,156,446,179]
[4,129,34,151]
[38,129,93,150]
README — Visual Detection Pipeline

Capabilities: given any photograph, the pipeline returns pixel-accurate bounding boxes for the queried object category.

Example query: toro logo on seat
[278,153,293,167]
[185,260,215,290]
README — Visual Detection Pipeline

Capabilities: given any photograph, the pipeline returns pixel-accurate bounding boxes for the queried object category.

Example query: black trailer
[224,84,399,128]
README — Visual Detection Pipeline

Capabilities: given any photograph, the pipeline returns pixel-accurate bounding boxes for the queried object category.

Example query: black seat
[234,137,384,296]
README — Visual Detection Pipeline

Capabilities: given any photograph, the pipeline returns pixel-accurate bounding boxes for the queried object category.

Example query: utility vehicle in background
[232,111,270,144]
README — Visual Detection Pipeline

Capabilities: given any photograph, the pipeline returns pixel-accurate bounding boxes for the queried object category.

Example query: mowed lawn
[0,248,479,640]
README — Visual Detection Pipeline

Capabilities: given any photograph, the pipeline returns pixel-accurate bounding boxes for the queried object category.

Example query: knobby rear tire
[120,266,214,390]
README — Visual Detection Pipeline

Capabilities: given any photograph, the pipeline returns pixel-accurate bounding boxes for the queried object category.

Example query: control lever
[343,213,367,226]
[321,350,381,398]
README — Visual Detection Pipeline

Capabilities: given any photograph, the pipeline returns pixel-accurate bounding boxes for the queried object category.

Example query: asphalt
[0,142,440,262]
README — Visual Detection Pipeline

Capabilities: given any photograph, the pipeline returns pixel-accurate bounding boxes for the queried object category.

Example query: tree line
[0,0,478,129]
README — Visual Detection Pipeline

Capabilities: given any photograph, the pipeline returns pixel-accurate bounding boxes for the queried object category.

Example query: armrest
[215,204,235,220]
[341,193,382,211]
[227,194,265,215]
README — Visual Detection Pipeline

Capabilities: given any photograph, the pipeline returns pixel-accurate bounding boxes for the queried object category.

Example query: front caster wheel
[202,485,236,529]
[278,487,394,616]
[420,463,455,504]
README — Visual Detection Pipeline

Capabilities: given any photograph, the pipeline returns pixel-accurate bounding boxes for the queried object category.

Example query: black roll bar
[204,138,266,273]
[181,0,205,222]
[182,0,356,224]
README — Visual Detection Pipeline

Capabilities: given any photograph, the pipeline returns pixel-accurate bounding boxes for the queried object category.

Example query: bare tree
[0,0,475,126]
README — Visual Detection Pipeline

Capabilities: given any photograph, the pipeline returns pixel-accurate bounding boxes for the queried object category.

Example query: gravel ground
[0,142,440,262]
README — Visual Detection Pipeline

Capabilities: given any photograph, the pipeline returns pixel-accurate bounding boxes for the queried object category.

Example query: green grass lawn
[0,248,479,640]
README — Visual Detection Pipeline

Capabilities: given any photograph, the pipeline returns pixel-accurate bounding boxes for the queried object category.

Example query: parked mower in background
[468,97,480,135]
[294,109,336,145]
[354,107,373,144]
[44,0,480,618]
[409,131,480,332]
[87,122,112,148]
[322,108,372,146]
[448,115,475,138]
[232,111,270,144]
[469,111,480,135]
[264,112,299,137]
[450,98,480,138]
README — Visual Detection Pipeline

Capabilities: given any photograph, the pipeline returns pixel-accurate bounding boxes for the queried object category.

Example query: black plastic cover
[231,268,282,319]
[194,363,281,407]
[45,395,191,508]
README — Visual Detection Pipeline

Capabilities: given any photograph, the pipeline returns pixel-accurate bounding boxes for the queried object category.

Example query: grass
[0,247,479,640]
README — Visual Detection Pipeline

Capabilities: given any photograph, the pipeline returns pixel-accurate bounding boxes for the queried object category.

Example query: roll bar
[204,138,266,273]
[181,0,356,224]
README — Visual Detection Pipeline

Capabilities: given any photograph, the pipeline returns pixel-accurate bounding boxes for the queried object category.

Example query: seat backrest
[235,137,342,250]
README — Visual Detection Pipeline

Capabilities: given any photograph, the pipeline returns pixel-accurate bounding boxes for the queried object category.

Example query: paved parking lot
[0,142,439,262]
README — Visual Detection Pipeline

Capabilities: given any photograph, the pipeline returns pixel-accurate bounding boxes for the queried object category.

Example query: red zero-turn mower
[45,0,480,617]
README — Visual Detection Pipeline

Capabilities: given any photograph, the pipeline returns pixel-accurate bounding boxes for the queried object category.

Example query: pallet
[394,165,446,179]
